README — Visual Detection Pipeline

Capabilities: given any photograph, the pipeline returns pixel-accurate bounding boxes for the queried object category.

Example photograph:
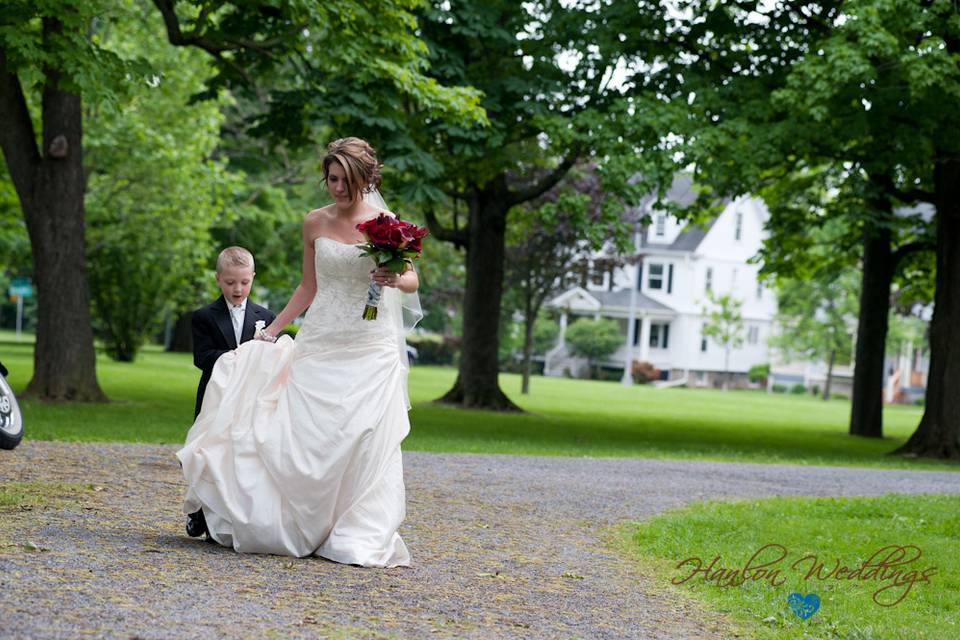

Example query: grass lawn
[618,494,960,639]
[1,333,956,471]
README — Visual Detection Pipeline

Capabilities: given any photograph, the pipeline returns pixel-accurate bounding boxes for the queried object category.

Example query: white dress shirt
[229,299,247,346]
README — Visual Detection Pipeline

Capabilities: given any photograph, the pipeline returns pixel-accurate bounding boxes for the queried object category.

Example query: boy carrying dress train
[185,246,275,538]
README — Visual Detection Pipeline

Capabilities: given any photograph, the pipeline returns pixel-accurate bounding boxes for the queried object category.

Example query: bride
[177,137,417,567]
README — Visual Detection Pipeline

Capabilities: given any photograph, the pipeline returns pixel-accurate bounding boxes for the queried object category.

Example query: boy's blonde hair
[216,246,255,274]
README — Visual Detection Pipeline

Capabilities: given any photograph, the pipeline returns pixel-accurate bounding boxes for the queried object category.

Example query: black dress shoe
[185,509,208,538]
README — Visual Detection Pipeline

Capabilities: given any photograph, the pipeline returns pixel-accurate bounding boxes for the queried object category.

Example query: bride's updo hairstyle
[322,137,382,203]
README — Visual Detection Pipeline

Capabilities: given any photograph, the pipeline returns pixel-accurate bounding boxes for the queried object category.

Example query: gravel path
[2,442,959,639]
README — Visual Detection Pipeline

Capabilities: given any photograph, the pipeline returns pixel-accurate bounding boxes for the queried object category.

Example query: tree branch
[152,0,256,87]
[891,239,935,266]
[874,174,935,205]
[506,150,579,206]
[0,47,40,199]
[423,204,467,248]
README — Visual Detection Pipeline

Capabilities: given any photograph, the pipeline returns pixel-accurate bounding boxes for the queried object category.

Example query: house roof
[637,174,717,253]
[667,219,717,252]
[590,289,675,311]
[547,286,675,313]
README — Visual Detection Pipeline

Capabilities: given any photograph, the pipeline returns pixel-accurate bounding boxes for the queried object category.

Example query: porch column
[558,311,568,347]
[639,316,652,362]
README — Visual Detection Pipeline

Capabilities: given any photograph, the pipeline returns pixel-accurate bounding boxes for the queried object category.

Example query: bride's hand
[255,321,279,343]
[372,266,402,288]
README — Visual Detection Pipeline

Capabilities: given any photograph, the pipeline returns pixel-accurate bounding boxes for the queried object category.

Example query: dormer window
[655,213,666,237]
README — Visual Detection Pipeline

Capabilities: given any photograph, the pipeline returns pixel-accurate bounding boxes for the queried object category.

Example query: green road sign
[9,277,33,297]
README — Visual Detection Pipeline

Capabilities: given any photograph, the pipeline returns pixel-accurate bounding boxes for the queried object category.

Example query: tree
[754,166,932,433]
[503,166,625,394]
[85,7,234,361]
[744,0,959,457]
[657,2,951,446]
[394,1,676,410]
[0,0,484,400]
[702,292,744,390]
[772,269,859,401]
[564,318,622,380]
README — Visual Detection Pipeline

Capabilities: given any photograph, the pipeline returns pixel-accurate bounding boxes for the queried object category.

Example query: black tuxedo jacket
[192,295,276,418]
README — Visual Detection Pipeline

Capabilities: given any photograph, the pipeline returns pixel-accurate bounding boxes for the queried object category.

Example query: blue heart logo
[787,592,820,620]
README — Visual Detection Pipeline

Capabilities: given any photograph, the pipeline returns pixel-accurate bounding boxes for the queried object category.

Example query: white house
[544,175,777,386]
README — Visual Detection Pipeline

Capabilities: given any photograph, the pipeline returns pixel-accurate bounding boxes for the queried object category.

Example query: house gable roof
[547,286,675,313]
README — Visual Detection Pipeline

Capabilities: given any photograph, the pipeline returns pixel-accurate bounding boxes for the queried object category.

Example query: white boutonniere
[254,320,277,343]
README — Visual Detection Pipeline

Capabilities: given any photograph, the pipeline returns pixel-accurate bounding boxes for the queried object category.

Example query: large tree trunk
[438,178,521,411]
[167,311,194,352]
[894,160,960,460]
[0,23,106,401]
[849,225,894,437]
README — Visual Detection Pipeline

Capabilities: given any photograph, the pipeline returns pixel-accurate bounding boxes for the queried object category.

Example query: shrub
[790,383,807,395]
[811,385,821,396]
[832,392,849,400]
[280,323,299,337]
[407,334,460,365]
[565,318,623,378]
[632,360,661,384]
[772,384,787,393]
[747,363,770,384]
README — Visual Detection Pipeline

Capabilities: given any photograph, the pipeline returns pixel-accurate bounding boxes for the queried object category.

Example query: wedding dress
[177,236,411,567]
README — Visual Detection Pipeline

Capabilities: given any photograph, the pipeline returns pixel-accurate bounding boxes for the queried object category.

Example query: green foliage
[772,266,859,367]
[84,5,234,361]
[790,384,807,395]
[405,333,458,365]
[564,318,622,378]
[701,291,745,368]
[886,313,928,358]
[747,364,770,384]
[532,313,559,355]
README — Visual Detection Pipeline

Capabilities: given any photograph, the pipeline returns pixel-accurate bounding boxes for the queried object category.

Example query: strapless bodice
[295,236,398,346]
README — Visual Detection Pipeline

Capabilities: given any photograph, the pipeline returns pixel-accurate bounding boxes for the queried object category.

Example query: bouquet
[356,214,429,320]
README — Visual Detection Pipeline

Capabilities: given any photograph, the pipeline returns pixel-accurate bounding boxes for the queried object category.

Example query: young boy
[191,246,276,419]
[187,247,275,539]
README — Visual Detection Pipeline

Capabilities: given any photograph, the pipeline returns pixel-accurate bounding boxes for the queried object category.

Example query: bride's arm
[263,219,319,337]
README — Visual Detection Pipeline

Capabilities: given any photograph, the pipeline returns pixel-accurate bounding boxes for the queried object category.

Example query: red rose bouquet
[356,214,429,320]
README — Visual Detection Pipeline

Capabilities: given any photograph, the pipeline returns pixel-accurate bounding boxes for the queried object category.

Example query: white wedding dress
[177,237,411,567]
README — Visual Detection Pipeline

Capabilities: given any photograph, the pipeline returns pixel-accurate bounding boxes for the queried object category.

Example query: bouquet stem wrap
[363,280,382,320]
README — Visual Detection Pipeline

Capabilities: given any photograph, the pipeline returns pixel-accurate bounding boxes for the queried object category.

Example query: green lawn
[619,494,960,639]
[1,334,956,471]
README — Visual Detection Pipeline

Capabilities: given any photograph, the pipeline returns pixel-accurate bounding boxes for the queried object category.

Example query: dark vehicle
[0,360,23,449]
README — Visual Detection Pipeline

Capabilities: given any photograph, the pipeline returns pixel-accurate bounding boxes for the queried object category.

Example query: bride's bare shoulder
[304,206,336,232]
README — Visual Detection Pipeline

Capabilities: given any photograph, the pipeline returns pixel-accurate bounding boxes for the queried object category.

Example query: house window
[647,263,664,290]
[700,327,708,352]
[748,326,759,345]
[655,213,666,237]
[756,280,763,299]
[705,267,713,292]
[649,323,670,349]
[735,211,743,241]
